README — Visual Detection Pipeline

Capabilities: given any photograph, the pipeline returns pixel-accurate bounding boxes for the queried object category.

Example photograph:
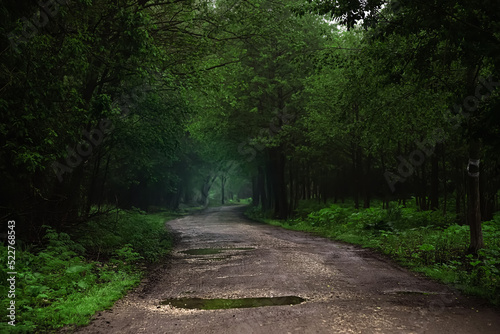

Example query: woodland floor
[73,206,500,333]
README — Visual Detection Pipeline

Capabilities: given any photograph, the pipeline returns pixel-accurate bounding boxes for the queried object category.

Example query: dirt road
[76,206,500,333]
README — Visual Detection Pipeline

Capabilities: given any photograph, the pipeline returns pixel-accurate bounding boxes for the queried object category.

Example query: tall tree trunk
[480,164,495,221]
[252,173,259,207]
[85,151,102,218]
[97,154,110,213]
[269,148,288,219]
[465,64,484,253]
[258,166,268,210]
[295,164,301,209]
[353,147,360,209]
[420,164,428,210]
[64,164,85,226]
[467,139,484,253]
[288,161,295,216]
[455,157,463,222]
[363,155,371,208]
[221,175,226,205]
[305,165,310,200]
[200,175,217,207]
[430,150,439,210]
[442,144,447,216]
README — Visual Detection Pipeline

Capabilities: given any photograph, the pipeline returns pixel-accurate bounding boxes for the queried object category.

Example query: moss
[161,296,305,310]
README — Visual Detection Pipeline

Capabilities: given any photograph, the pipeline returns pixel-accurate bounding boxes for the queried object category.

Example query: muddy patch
[197,257,230,261]
[160,296,306,310]
[180,247,254,255]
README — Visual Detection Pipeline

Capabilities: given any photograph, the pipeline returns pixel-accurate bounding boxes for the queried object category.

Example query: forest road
[75,205,500,334]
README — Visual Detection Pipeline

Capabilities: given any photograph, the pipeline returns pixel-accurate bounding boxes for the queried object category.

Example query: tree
[307,0,500,252]
[0,0,221,235]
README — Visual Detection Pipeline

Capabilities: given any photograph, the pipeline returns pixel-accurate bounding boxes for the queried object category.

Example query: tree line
[187,0,500,253]
[1,0,500,253]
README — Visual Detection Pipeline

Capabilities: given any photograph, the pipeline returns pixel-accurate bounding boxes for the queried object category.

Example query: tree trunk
[221,176,226,205]
[420,164,427,210]
[363,155,371,208]
[200,175,217,207]
[442,144,447,216]
[455,157,464,222]
[467,139,484,253]
[252,174,259,206]
[353,148,359,209]
[430,149,439,210]
[258,166,268,210]
[269,148,288,219]
[288,161,295,217]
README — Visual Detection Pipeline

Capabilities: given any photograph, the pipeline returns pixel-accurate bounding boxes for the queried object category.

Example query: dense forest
[2,0,499,249]
[1,0,500,331]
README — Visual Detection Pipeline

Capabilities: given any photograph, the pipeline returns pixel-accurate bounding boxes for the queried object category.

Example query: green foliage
[299,201,451,233]
[306,205,353,227]
[0,210,176,332]
[0,230,137,332]
[294,199,335,218]
[75,210,175,263]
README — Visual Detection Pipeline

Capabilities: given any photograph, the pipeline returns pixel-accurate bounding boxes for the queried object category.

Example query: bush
[0,210,177,332]
[306,204,353,227]
[0,227,142,333]
[294,200,332,218]
[75,210,174,263]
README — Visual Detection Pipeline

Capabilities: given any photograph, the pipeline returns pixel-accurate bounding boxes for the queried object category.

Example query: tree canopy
[1,0,499,254]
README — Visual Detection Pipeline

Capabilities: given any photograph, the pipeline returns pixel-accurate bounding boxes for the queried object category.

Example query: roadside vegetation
[246,201,500,305]
[0,208,189,333]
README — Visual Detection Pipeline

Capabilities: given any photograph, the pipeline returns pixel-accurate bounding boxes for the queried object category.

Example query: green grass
[0,207,186,333]
[245,203,500,305]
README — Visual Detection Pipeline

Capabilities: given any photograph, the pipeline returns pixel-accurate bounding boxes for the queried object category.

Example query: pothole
[386,289,437,295]
[161,296,306,310]
[180,247,254,255]
[198,257,230,261]
[181,248,222,255]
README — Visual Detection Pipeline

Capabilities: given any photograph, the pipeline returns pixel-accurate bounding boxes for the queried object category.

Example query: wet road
[76,206,500,333]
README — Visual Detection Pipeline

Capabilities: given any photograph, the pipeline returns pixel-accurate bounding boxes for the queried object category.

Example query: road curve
[75,206,500,333]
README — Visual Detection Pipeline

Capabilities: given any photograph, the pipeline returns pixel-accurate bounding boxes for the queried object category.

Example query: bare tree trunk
[430,150,439,210]
[363,154,371,208]
[252,174,260,207]
[269,148,288,219]
[258,166,268,210]
[442,144,447,216]
[221,176,226,205]
[467,139,484,254]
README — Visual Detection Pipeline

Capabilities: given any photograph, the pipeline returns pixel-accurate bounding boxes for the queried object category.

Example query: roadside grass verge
[0,208,186,333]
[245,203,500,305]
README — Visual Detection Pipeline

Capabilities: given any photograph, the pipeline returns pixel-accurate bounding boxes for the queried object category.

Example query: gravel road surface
[75,206,500,333]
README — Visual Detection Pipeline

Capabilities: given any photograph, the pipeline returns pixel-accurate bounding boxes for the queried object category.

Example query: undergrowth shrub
[306,205,353,227]
[0,209,176,332]
[75,210,173,262]
[294,200,332,218]
[0,227,142,333]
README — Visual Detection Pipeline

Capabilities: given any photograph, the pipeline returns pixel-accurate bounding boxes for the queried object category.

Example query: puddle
[180,247,254,255]
[396,291,435,295]
[161,296,305,310]
[389,290,436,295]
[198,257,230,261]
[181,248,223,255]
